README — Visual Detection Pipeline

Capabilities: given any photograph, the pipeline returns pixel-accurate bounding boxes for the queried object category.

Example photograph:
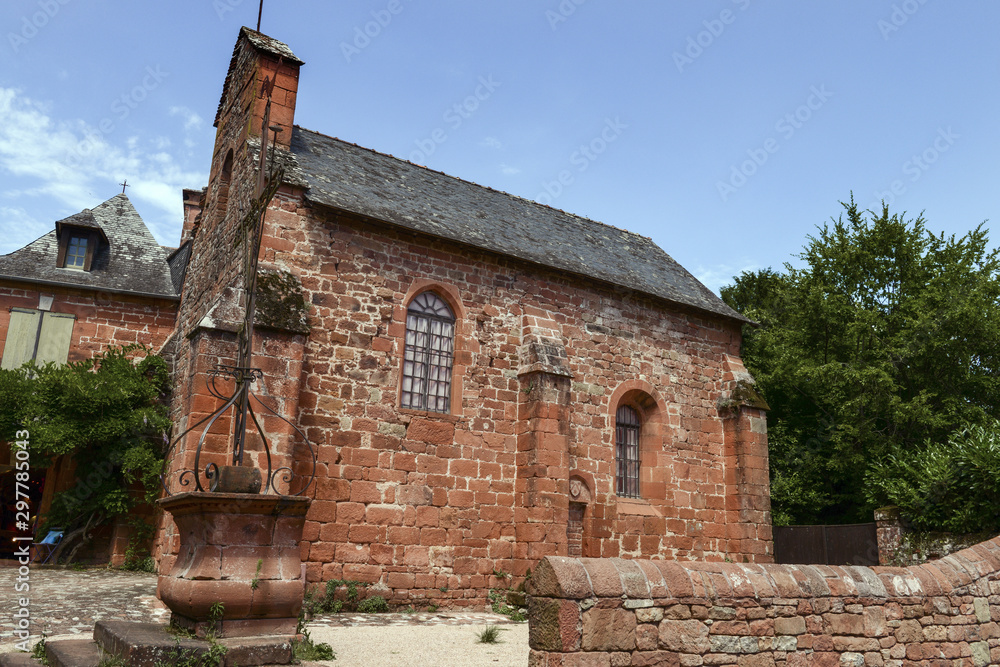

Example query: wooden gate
[773,522,879,565]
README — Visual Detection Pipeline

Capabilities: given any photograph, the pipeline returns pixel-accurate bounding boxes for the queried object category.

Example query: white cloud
[0,206,47,255]
[0,87,207,251]
[481,136,503,150]
[170,106,204,131]
[499,163,520,176]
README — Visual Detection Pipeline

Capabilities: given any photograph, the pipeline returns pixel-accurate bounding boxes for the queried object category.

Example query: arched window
[616,405,641,498]
[401,291,455,413]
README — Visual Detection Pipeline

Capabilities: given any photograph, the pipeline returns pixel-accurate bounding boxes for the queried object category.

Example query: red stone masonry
[158,27,775,608]
[526,536,1000,666]
[0,283,177,363]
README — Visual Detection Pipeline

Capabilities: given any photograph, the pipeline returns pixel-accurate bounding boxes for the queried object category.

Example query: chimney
[213,27,304,152]
[181,188,204,244]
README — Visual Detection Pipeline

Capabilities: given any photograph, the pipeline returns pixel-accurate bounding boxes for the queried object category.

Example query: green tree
[0,344,170,562]
[722,198,1000,526]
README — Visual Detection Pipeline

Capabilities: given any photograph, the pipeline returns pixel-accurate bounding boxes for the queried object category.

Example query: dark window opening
[616,405,641,498]
[401,291,455,413]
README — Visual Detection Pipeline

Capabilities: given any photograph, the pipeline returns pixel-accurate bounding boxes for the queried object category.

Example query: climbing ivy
[0,344,170,562]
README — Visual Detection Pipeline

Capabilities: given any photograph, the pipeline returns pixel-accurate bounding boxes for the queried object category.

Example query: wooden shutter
[35,312,75,365]
[0,309,75,369]
[1,308,42,369]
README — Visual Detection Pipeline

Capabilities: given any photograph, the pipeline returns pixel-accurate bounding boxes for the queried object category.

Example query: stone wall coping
[527,534,1000,601]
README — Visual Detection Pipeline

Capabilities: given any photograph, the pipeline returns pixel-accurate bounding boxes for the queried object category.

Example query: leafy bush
[0,344,170,563]
[356,595,389,613]
[867,421,1000,533]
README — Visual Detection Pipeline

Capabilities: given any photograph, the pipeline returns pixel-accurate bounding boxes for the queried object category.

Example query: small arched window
[615,405,641,498]
[217,149,233,222]
[401,291,455,413]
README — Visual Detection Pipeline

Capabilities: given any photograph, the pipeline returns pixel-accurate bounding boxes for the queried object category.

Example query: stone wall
[876,507,994,569]
[0,283,178,363]
[526,538,1000,666]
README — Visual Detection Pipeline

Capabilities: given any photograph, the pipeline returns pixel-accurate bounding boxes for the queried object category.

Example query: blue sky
[1,1,997,293]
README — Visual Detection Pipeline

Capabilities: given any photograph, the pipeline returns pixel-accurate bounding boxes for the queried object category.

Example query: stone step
[94,620,295,666]
[0,651,46,667]
[45,639,104,667]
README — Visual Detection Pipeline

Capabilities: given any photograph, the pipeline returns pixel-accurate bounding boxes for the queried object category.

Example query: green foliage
[156,605,226,667]
[293,597,337,661]
[722,198,1000,527]
[0,344,170,552]
[488,589,526,622]
[292,627,335,661]
[868,421,1000,532]
[31,637,49,665]
[476,625,504,644]
[302,579,369,616]
[356,595,389,613]
[119,517,157,572]
[250,558,263,590]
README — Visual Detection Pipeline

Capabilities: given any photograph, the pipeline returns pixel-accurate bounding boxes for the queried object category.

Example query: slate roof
[289,127,747,323]
[0,194,181,300]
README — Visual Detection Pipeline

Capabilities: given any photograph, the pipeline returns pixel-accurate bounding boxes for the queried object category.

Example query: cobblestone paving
[0,566,167,646]
[0,565,522,651]
[309,610,523,627]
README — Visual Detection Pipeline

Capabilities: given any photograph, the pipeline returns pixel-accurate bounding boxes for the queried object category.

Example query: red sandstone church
[158,27,772,603]
[2,27,773,601]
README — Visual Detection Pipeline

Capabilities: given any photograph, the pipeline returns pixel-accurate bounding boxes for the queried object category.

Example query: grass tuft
[476,625,504,644]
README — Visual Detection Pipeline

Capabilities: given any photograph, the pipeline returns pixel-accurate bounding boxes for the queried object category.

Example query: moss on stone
[254,270,309,333]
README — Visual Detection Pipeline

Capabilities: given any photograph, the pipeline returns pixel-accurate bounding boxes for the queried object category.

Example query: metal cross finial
[119,180,129,194]
[257,0,263,32]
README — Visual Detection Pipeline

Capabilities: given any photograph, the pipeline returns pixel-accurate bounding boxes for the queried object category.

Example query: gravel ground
[0,566,531,665]
[304,623,529,666]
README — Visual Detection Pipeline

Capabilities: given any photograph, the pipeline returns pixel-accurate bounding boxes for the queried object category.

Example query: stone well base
[157,491,310,639]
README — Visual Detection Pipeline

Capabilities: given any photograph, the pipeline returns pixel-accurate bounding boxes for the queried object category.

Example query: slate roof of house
[0,194,181,300]
[289,127,747,323]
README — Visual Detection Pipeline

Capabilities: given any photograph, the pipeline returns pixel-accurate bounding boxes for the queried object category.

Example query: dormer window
[65,235,88,269]
[56,227,100,271]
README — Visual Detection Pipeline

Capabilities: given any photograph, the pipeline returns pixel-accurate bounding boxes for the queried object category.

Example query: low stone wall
[526,536,1000,666]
